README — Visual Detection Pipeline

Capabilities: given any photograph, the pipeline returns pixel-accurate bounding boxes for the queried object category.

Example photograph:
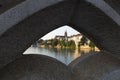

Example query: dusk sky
[41,25,80,40]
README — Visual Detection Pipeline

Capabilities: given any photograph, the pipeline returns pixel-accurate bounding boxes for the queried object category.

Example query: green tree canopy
[80,36,88,45]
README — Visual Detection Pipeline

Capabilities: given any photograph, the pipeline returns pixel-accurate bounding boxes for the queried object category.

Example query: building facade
[55,31,90,48]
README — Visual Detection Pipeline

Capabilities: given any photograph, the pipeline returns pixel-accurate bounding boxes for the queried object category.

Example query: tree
[37,39,44,45]
[51,39,58,48]
[78,41,81,48]
[89,41,95,50]
[67,40,76,49]
[44,40,49,47]
[58,39,66,48]
[80,36,88,45]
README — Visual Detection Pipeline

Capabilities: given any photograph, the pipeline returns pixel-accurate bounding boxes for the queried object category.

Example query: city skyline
[41,25,80,40]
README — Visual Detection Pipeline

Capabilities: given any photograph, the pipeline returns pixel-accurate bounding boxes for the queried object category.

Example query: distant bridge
[0,0,120,80]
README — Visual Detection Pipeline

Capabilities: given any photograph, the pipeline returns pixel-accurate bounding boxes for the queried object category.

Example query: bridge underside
[0,0,120,80]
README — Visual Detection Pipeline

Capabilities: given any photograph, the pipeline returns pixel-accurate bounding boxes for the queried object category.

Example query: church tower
[64,30,68,41]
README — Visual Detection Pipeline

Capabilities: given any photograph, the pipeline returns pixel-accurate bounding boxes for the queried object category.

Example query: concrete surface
[69,0,120,58]
[0,0,76,69]
[0,0,120,80]
[0,54,73,80]
[0,0,65,36]
[69,51,120,80]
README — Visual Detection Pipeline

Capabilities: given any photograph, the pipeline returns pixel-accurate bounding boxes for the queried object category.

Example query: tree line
[38,36,96,50]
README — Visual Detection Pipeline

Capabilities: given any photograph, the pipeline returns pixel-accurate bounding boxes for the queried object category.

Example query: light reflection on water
[24,46,95,65]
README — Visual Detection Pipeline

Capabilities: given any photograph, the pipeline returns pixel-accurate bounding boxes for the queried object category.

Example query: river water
[24,46,97,65]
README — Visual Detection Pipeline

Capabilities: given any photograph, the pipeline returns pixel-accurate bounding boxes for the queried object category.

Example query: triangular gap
[23,25,100,65]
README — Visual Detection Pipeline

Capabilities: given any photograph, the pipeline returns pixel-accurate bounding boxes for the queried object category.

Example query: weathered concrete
[0,54,73,80]
[0,0,25,14]
[104,0,120,15]
[0,0,77,69]
[86,0,120,25]
[0,0,65,36]
[69,51,120,80]
[69,0,120,58]
[0,0,120,80]
[0,0,120,63]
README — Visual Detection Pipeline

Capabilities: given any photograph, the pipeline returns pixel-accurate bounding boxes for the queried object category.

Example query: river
[24,46,97,65]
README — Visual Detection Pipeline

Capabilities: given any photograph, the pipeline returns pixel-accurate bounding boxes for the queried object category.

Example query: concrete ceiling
[0,0,120,69]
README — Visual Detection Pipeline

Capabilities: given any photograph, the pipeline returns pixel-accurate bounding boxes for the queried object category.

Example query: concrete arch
[69,51,120,80]
[0,54,73,80]
[0,0,120,75]
[0,0,77,69]
[69,0,120,57]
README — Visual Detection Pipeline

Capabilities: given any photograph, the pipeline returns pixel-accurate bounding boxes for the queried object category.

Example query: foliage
[58,39,66,48]
[89,41,95,50]
[39,35,97,50]
[67,40,76,49]
[78,42,81,48]
[40,38,76,49]
[80,36,88,45]
[51,39,58,48]
[37,39,44,45]
[44,40,49,47]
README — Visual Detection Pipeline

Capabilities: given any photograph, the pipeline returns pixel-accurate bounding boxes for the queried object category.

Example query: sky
[41,25,80,40]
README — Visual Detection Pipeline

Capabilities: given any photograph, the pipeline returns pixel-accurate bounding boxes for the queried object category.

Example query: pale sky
[41,25,80,40]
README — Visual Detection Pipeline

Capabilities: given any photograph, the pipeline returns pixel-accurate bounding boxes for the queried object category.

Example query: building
[55,31,89,48]
[55,31,68,41]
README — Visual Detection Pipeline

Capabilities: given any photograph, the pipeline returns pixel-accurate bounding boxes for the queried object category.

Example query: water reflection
[24,46,97,65]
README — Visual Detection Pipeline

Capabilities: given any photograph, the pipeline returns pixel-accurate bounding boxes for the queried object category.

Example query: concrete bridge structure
[0,0,120,80]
